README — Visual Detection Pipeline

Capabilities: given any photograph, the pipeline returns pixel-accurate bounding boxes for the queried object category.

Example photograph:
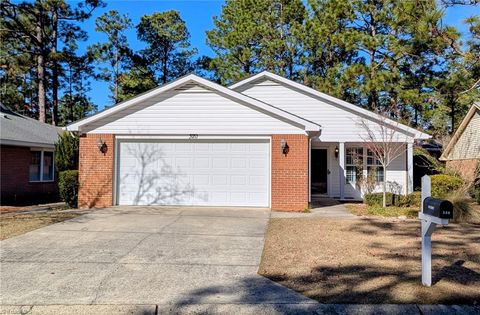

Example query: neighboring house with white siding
[440,103,480,184]
[67,71,430,211]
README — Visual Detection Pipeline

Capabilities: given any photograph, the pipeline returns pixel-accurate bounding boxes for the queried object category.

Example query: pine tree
[137,10,197,84]
[206,0,306,84]
[1,0,103,123]
[89,10,133,104]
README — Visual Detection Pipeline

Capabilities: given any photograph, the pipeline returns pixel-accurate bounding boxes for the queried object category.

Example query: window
[345,147,363,183]
[29,150,54,182]
[367,149,384,182]
[29,151,41,181]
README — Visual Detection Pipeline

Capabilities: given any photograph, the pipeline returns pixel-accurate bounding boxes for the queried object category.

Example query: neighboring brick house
[440,103,480,184]
[0,104,63,204]
[67,72,429,211]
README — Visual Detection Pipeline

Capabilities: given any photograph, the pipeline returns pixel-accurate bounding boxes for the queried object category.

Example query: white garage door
[116,139,270,207]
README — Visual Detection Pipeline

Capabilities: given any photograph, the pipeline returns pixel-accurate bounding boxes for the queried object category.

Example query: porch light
[280,139,289,155]
[97,138,108,154]
[334,146,339,159]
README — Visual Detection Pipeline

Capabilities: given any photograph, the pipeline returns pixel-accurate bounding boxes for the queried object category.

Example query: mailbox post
[418,175,453,286]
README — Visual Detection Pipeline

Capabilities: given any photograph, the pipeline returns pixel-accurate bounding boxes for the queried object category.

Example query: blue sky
[73,1,478,111]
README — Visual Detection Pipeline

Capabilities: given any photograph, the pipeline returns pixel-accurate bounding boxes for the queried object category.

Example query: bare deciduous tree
[358,110,409,207]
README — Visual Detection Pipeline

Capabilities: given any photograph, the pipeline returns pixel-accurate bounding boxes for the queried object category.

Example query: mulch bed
[259,217,480,304]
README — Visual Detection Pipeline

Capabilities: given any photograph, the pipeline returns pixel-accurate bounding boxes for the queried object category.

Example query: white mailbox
[418,175,453,287]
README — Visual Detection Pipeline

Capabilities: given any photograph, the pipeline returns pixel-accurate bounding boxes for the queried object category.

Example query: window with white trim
[345,147,363,183]
[29,150,54,182]
[367,149,384,182]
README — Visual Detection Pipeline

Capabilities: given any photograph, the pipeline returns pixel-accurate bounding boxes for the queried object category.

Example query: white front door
[116,139,270,207]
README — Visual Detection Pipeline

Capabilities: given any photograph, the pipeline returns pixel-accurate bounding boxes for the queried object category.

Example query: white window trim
[29,149,55,183]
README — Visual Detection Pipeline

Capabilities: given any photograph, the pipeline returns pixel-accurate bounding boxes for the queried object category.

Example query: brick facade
[78,134,115,208]
[76,133,309,211]
[271,134,309,211]
[0,145,58,204]
[446,159,479,185]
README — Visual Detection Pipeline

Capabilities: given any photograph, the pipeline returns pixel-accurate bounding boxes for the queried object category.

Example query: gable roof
[440,102,480,161]
[0,104,63,148]
[66,74,321,133]
[230,71,430,140]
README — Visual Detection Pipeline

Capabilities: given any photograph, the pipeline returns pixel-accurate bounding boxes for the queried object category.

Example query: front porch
[308,141,414,202]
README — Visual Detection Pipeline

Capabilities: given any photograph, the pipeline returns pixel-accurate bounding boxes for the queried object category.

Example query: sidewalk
[1,303,478,315]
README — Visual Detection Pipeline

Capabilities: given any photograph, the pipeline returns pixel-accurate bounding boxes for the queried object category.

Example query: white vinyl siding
[116,139,270,207]
[312,141,407,199]
[237,79,413,143]
[449,110,480,160]
[83,85,305,135]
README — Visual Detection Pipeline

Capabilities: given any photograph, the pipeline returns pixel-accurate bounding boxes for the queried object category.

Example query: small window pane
[367,166,384,183]
[346,166,356,183]
[29,151,41,181]
[43,151,54,181]
[376,167,384,182]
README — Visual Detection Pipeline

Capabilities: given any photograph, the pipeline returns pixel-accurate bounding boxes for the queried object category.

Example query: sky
[71,0,479,111]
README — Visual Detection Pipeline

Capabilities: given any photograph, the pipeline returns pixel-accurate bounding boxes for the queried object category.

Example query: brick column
[78,134,115,208]
[271,134,309,211]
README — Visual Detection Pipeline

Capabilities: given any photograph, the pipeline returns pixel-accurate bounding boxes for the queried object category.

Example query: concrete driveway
[0,206,317,313]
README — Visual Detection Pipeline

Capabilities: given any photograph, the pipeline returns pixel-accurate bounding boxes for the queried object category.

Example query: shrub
[431,174,464,198]
[364,192,396,207]
[55,132,79,172]
[399,191,422,208]
[364,191,421,208]
[447,186,476,223]
[59,170,79,208]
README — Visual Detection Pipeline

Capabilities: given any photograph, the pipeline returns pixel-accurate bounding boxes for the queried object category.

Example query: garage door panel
[117,140,270,207]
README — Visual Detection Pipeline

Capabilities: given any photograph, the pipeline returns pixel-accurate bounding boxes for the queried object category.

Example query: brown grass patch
[259,217,480,304]
[0,210,83,240]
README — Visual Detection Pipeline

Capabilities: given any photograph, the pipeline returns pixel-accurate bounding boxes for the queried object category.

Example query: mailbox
[423,197,453,219]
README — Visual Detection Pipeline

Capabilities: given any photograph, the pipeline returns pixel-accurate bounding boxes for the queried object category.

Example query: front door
[311,149,328,195]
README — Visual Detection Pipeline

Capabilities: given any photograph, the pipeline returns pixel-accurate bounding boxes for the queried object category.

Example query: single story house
[0,104,63,204]
[440,102,480,184]
[67,72,429,211]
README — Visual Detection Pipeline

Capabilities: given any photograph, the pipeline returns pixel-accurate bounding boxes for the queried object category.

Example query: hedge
[430,174,464,198]
[364,191,421,208]
[59,170,79,208]
[364,192,396,207]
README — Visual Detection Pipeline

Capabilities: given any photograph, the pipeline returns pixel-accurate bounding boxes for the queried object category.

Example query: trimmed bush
[364,192,396,207]
[399,191,422,208]
[59,170,79,208]
[55,132,79,172]
[431,174,464,198]
[364,191,421,208]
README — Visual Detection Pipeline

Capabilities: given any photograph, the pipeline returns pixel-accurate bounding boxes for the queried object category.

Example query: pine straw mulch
[259,217,480,304]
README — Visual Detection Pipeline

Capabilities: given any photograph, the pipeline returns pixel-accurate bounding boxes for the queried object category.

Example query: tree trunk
[162,45,169,84]
[36,21,46,123]
[114,46,119,103]
[450,96,455,134]
[382,174,387,208]
[51,7,58,125]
